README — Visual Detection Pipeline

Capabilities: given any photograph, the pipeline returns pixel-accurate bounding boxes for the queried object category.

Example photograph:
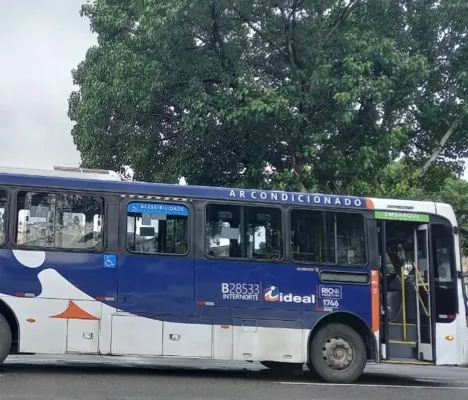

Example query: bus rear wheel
[307,322,366,383]
[0,314,12,365]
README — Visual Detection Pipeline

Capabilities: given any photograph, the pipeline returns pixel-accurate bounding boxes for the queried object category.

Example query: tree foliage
[69,0,468,196]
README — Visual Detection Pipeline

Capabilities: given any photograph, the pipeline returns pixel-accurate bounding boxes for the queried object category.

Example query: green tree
[426,177,468,253]
[69,0,468,194]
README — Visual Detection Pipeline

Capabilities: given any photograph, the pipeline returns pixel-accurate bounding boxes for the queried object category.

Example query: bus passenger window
[205,204,242,258]
[16,191,104,250]
[16,192,104,250]
[126,202,189,255]
[290,209,366,266]
[245,207,282,260]
[290,209,323,263]
[333,212,366,265]
[205,204,282,260]
[0,190,6,244]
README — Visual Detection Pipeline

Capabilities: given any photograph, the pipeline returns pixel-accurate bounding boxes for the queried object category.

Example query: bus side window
[431,223,458,321]
[126,202,189,255]
[245,206,282,260]
[205,204,282,260]
[290,209,366,266]
[290,209,323,263]
[205,204,242,258]
[463,276,468,307]
[15,191,104,250]
[0,190,6,245]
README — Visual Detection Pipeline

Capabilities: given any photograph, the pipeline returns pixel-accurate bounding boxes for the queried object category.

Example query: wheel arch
[0,299,19,353]
[307,311,377,362]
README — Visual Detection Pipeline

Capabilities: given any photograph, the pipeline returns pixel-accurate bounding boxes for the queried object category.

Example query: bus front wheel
[0,314,12,364]
[307,322,366,383]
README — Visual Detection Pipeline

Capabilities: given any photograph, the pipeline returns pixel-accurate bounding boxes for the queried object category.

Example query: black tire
[307,322,366,383]
[0,314,12,365]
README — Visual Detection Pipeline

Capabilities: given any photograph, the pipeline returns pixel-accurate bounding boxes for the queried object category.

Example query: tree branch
[290,141,308,192]
[210,0,238,87]
[324,0,360,42]
[169,78,223,87]
[420,119,460,177]
[233,6,287,57]
[277,4,297,69]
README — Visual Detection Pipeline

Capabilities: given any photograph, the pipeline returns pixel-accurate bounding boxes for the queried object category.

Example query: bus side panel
[195,259,372,324]
[117,255,195,316]
[0,248,117,354]
[195,259,374,362]
[0,249,116,301]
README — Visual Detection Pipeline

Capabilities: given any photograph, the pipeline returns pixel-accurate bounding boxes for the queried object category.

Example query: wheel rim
[321,335,355,371]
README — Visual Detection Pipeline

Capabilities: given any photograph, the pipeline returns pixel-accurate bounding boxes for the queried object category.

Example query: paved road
[0,355,466,400]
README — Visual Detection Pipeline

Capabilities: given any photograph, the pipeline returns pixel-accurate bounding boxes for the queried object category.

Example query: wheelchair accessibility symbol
[103,254,116,268]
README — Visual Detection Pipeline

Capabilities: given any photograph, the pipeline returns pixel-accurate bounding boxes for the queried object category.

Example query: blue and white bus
[0,168,466,383]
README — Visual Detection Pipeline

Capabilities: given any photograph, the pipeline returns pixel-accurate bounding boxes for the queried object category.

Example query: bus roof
[0,166,121,181]
[0,169,449,215]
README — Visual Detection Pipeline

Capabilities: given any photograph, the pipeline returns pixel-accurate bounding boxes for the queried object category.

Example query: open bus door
[378,219,434,363]
[415,224,433,361]
[379,218,466,365]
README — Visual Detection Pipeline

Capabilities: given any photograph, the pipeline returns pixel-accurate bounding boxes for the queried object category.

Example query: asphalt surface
[0,355,467,400]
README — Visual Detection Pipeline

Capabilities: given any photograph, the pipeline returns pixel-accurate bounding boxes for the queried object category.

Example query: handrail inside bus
[413,262,431,317]
[400,266,407,340]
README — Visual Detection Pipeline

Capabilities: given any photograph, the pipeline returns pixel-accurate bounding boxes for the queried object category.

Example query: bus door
[111,198,196,357]
[378,218,433,363]
[415,224,432,361]
[463,272,468,317]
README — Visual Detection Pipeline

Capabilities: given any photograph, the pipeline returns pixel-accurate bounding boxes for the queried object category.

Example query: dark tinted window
[290,209,366,266]
[462,276,468,320]
[0,190,6,244]
[431,224,458,321]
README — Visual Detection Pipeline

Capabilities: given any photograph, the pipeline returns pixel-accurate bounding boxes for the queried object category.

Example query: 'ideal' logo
[264,286,315,304]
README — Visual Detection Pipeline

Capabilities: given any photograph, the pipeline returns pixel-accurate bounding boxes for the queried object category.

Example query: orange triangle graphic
[50,301,99,320]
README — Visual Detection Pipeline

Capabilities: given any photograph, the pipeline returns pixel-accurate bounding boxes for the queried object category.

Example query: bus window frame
[430,218,459,281]
[12,187,107,254]
[122,198,193,258]
[0,187,9,247]
[203,201,286,263]
[288,206,370,268]
[428,215,460,322]
[461,272,468,302]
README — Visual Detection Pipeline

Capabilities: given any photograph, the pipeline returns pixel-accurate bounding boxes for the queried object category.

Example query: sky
[0,1,466,181]
[0,0,96,170]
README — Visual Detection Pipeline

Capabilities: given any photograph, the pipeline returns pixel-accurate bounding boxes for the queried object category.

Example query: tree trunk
[420,119,460,177]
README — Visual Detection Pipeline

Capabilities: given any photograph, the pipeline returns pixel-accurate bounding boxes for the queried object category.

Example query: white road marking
[274,382,466,390]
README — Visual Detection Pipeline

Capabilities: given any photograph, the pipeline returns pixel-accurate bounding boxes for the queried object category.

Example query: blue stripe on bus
[0,249,372,330]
